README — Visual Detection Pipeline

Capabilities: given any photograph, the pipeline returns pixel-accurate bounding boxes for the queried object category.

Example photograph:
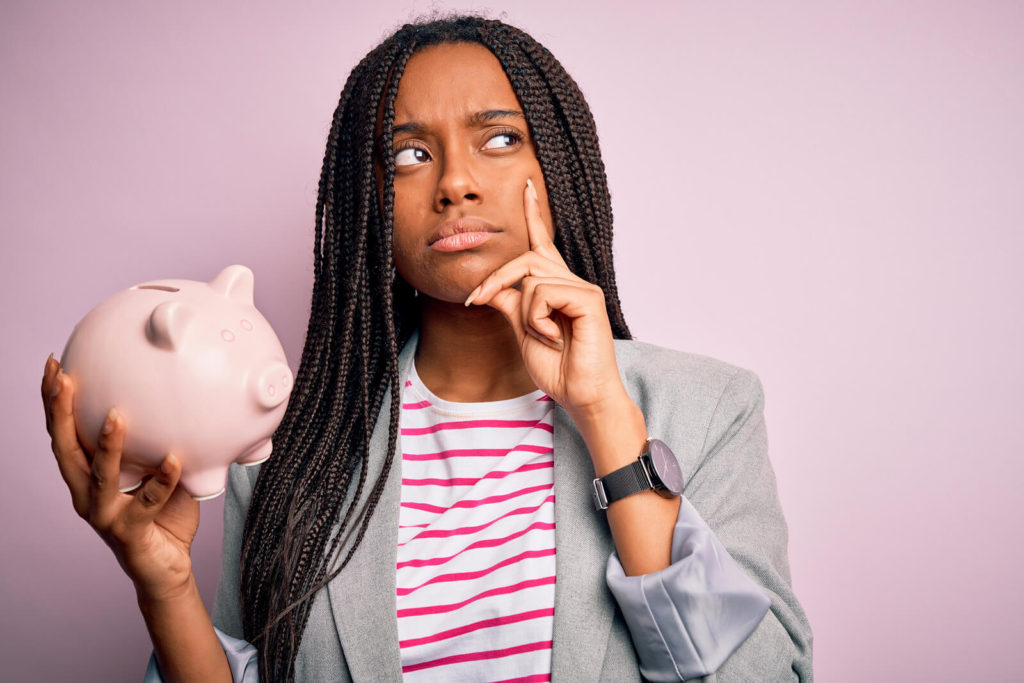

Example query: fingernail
[527,178,539,202]
[464,285,482,307]
[45,352,54,370]
[161,454,175,474]
[51,371,63,398]
[103,408,118,434]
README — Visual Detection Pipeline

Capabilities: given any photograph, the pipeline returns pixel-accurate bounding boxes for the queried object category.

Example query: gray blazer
[211,337,813,681]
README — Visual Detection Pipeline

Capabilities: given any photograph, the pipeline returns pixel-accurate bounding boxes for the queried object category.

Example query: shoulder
[612,339,762,408]
[224,461,262,524]
[611,339,765,468]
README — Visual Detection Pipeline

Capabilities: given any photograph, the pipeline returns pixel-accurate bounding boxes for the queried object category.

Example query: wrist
[568,387,638,432]
[135,571,199,612]
[571,392,647,478]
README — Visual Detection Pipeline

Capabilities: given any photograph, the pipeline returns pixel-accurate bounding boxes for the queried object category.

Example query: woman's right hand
[42,355,200,602]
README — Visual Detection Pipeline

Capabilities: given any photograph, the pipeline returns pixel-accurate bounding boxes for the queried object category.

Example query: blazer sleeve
[143,463,262,682]
[606,368,813,682]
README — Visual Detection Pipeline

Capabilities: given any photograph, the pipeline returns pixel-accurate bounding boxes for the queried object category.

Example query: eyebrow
[378,109,525,148]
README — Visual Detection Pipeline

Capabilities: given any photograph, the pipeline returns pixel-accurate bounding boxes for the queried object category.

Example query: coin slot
[133,285,180,292]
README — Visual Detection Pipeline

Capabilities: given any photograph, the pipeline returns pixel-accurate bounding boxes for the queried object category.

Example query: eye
[395,146,430,166]
[482,129,522,150]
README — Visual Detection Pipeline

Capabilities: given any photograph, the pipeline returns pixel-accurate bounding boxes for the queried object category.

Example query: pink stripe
[402,400,431,410]
[404,448,507,461]
[400,483,553,514]
[396,576,555,618]
[399,495,555,544]
[402,461,553,487]
[397,548,555,596]
[536,396,553,402]
[405,380,412,386]
[398,607,554,648]
[492,675,552,683]
[402,640,553,673]
[398,523,430,529]
[396,521,556,569]
[402,444,552,462]
[401,418,553,436]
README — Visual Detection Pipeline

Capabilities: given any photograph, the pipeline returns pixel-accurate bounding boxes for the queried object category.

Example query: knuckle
[137,486,162,509]
[96,431,113,452]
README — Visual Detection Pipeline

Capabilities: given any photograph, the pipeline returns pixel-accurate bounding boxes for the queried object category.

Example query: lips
[427,217,500,252]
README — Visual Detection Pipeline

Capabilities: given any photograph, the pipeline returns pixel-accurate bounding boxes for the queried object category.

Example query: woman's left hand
[467,179,628,421]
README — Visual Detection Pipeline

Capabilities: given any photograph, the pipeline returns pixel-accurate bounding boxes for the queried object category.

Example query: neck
[414,296,536,402]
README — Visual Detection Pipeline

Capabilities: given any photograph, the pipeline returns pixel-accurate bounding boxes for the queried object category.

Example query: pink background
[3,1,1022,680]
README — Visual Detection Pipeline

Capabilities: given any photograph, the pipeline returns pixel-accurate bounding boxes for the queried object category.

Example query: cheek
[392,233,419,281]
[391,187,424,267]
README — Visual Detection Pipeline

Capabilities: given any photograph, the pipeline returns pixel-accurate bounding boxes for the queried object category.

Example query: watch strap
[592,456,653,510]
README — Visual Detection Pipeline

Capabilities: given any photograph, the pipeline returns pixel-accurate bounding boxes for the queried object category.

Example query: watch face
[648,439,684,495]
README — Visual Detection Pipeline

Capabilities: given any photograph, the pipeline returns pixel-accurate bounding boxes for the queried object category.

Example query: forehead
[394,42,520,124]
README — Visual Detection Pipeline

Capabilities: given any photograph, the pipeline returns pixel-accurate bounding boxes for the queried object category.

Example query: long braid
[239,15,630,680]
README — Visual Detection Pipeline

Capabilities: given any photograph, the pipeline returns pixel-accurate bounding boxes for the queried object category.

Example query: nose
[434,147,480,211]
[254,361,293,410]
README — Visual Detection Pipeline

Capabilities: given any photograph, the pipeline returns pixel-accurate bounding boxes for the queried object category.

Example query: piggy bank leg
[118,468,145,494]
[179,468,228,501]
[236,437,273,467]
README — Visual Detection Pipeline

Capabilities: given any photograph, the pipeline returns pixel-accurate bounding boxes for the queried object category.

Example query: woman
[42,15,812,682]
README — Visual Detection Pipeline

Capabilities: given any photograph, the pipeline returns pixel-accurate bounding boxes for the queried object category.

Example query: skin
[40,41,679,682]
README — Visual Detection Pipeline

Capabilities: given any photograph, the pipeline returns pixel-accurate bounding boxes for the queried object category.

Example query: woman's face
[388,42,554,303]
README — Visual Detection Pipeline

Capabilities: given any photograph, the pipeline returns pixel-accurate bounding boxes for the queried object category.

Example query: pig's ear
[209,265,255,305]
[147,301,194,351]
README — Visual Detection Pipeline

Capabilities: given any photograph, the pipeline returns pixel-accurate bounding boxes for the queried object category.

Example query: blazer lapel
[550,403,617,681]
[326,333,418,681]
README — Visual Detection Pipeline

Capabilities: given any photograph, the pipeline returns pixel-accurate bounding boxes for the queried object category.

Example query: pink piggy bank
[60,265,293,500]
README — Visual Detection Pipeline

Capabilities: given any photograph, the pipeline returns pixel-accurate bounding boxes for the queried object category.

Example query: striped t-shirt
[396,363,557,682]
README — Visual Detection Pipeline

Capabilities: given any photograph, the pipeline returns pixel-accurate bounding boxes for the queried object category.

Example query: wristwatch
[592,438,684,510]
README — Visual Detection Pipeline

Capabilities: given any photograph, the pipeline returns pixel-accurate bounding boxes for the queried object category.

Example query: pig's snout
[254,361,293,409]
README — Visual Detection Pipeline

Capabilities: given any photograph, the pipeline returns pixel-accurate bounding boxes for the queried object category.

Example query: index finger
[48,369,93,517]
[525,178,566,266]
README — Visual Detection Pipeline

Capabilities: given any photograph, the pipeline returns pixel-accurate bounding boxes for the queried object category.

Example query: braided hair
[239,15,632,680]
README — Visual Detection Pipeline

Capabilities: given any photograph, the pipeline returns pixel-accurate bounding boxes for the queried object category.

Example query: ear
[147,301,194,351]
[209,265,255,305]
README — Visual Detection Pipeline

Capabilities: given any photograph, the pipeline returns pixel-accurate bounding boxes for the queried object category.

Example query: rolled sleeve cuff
[605,496,772,681]
[143,626,259,682]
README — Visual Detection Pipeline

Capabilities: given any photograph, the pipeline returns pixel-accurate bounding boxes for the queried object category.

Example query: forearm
[138,576,232,682]
[572,394,680,576]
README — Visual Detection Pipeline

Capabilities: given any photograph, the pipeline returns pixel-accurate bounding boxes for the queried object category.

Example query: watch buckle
[592,478,610,511]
